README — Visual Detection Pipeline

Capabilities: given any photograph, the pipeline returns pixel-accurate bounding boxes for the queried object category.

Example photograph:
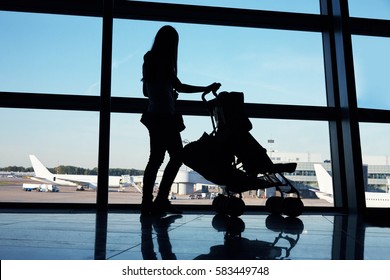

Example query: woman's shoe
[152,199,182,215]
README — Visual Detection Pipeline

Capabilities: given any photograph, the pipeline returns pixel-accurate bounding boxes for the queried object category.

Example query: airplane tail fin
[313,164,333,195]
[29,155,54,179]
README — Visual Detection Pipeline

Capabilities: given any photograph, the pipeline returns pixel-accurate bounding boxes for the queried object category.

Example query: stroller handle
[201,90,218,103]
[201,90,219,132]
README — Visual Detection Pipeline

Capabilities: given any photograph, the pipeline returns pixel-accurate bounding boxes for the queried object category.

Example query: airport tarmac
[0,177,332,207]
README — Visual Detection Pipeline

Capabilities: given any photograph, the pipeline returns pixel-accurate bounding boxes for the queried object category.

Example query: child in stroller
[183,91,303,217]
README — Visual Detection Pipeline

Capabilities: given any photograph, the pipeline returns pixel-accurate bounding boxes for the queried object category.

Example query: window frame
[1,0,390,214]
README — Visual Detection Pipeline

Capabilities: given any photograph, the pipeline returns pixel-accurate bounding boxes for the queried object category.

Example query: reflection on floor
[0,210,390,260]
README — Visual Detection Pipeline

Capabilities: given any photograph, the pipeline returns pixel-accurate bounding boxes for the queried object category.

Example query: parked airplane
[313,164,390,207]
[29,155,135,191]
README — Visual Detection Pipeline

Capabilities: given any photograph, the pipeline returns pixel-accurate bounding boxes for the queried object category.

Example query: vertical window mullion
[97,0,113,212]
[320,0,347,209]
[330,0,366,212]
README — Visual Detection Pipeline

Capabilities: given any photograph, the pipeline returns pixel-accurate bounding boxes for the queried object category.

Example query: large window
[110,18,327,207]
[1,0,390,212]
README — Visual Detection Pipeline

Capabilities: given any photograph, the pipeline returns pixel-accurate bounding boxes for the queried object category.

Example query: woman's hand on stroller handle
[206,82,221,94]
[202,82,221,101]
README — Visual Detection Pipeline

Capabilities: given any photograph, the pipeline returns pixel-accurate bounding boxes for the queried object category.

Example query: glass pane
[352,36,390,110]
[349,0,390,20]
[108,114,217,205]
[0,109,99,203]
[112,20,326,106]
[249,119,333,207]
[133,0,320,14]
[114,114,333,208]
[0,12,102,95]
[109,113,147,204]
[359,123,390,208]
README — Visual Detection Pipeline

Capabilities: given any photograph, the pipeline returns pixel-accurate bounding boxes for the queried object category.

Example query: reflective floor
[0,210,390,260]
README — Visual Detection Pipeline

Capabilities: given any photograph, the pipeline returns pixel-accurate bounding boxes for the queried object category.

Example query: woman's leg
[156,132,183,199]
[142,126,166,214]
[153,126,183,214]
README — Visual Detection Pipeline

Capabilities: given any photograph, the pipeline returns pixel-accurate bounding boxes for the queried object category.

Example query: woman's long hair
[143,25,179,82]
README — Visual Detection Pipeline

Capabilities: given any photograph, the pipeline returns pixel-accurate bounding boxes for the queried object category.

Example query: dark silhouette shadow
[194,214,304,260]
[140,214,182,260]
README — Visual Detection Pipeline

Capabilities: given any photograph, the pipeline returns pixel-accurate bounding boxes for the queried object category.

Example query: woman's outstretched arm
[174,77,221,94]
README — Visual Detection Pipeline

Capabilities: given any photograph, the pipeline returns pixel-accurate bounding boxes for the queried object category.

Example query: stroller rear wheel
[265,196,284,215]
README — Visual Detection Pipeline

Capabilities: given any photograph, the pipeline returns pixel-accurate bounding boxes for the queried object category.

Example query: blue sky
[1,1,390,169]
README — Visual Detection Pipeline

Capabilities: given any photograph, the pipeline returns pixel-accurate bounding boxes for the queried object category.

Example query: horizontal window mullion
[0,0,103,17]
[111,97,336,121]
[0,91,100,111]
[350,17,390,38]
[358,108,390,123]
[114,1,325,32]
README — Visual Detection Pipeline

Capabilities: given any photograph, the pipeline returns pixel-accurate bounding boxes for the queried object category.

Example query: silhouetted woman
[141,25,220,215]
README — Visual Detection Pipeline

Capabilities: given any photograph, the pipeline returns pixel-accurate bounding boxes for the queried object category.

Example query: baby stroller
[182,91,303,217]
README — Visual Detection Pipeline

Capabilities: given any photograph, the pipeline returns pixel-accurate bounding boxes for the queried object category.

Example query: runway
[0,177,332,207]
